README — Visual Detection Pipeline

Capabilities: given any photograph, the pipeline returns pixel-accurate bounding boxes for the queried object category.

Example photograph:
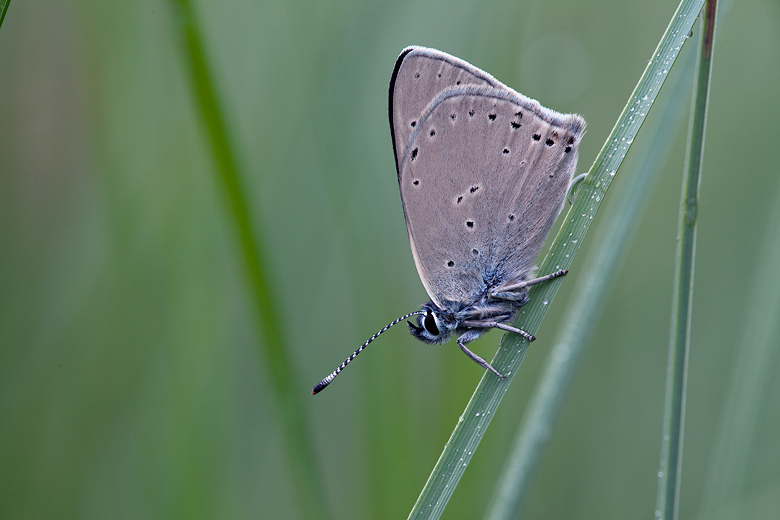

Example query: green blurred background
[1,0,779,518]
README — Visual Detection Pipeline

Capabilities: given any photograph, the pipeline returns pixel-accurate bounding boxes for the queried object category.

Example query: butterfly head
[407,302,457,344]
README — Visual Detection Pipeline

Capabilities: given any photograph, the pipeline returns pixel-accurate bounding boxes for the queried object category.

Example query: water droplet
[542,299,549,305]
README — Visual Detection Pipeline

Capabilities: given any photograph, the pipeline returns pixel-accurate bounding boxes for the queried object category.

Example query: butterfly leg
[456,336,506,378]
[462,319,536,342]
[492,269,568,297]
[493,322,535,341]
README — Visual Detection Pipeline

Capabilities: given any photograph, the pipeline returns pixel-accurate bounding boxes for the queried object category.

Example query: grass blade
[0,0,11,31]
[407,0,707,518]
[655,2,718,519]
[167,1,328,518]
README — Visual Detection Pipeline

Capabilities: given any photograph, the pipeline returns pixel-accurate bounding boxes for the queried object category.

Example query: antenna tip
[312,380,328,395]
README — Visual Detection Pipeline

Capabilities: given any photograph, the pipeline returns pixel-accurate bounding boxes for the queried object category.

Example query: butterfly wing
[390,48,585,310]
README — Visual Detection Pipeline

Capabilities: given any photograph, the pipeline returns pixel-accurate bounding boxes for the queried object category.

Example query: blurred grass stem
[168,1,328,519]
[0,0,11,30]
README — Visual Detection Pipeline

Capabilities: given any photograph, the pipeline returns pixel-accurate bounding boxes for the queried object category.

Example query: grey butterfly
[313,46,584,394]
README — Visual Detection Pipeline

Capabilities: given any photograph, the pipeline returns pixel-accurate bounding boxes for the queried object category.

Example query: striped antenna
[312,310,426,394]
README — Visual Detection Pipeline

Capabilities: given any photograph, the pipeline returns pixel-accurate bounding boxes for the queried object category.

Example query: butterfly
[313,46,584,394]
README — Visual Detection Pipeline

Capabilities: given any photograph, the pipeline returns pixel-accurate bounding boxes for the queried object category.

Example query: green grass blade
[484,43,697,520]
[0,0,11,31]
[167,2,328,519]
[655,2,718,519]
[407,1,706,518]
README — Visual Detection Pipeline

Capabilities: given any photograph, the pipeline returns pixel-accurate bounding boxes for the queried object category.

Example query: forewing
[397,85,584,308]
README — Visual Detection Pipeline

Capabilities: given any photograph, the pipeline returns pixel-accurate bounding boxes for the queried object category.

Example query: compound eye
[423,310,440,336]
